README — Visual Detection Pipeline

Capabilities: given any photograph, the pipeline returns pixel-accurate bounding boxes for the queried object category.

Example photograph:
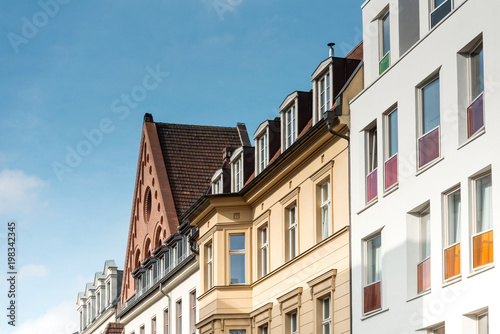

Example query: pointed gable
[120,113,242,306]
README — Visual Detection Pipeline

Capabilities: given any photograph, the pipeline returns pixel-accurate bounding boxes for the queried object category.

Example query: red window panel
[467,93,484,138]
[417,258,431,293]
[418,127,440,168]
[473,230,494,269]
[384,154,398,190]
[363,281,381,314]
[367,169,378,203]
[444,243,461,280]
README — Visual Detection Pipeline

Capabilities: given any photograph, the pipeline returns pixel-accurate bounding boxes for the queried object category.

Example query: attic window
[144,187,152,222]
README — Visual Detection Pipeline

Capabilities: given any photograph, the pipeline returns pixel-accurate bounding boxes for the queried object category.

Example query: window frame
[418,207,431,293]
[320,180,332,240]
[319,72,332,115]
[289,311,298,334]
[471,172,494,270]
[467,41,485,138]
[152,316,157,334]
[322,296,331,334]
[384,108,398,191]
[206,242,213,290]
[363,233,382,315]
[443,187,461,281]
[287,205,298,261]
[430,0,453,29]
[260,225,269,277]
[477,311,488,334]
[379,11,391,74]
[366,123,378,203]
[258,134,268,173]
[229,234,246,285]
[285,104,297,149]
[189,290,196,334]
[230,148,244,192]
[176,299,182,334]
[164,308,169,334]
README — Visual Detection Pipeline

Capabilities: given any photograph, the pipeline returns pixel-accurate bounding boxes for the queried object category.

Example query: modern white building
[76,260,123,334]
[350,0,499,333]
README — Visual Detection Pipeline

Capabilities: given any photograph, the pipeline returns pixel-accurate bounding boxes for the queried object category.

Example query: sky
[0,0,363,333]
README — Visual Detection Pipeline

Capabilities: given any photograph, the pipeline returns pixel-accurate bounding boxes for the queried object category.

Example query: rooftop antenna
[328,42,335,57]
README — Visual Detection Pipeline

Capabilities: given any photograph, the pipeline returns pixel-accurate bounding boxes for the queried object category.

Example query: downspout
[324,106,352,333]
[160,282,171,334]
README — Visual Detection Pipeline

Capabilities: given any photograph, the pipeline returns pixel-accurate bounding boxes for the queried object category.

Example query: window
[477,312,488,334]
[444,189,461,280]
[289,312,298,334]
[285,105,297,148]
[418,77,440,168]
[176,300,182,334]
[320,73,331,114]
[322,297,331,334]
[107,281,111,305]
[229,235,245,284]
[152,317,157,334]
[232,156,243,192]
[379,12,390,74]
[384,109,398,190]
[212,175,223,194]
[467,42,484,138]
[88,302,92,322]
[366,126,378,203]
[260,226,269,277]
[206,243,213,289]
[97,292,100,313]
[259,325,268,334]
[190,291,196,334]
[364,234,381,314]
[431,325,445,334]
[472,173,493,269]
[258,134,268,173]
[418,208,431,293]
[229,331,246,334]
[430,0,452,29]
[140,326,145,334]
[320,181,331,240]
[164,309,169,334]
[288,205,298,260]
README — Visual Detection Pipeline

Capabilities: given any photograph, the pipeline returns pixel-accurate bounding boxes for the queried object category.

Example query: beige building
[184,45,363,334]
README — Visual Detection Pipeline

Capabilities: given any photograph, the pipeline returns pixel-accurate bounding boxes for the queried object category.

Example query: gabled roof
[156,122,242,216]
[103,260,117,274]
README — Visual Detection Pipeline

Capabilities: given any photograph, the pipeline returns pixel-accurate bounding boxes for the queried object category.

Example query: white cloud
[18,264,49,280]
[11,300,78,334]
[0,169,46,215]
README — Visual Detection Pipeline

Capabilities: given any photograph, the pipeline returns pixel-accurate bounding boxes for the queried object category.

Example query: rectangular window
[259,325,268,334]
[431,325,445,334]
[418,78,440,168]
[152,317,156,334]
[206,243,213,290]
[444,189,461,280]
[384,109,398,190]
[321,181,331,240]
[478,312,488,334]
[190,291,196,334]
[472,173,493,269]
[213,176,223,194]
[366,126,378,203]
[107,282,111,305]
[164,309,169,334]
[286,105,297,148]
[97,292,100,313]
[364,234,381,314]
[260,226,269,277]
[418,208,431,293]
[290,312,298,334]
[140,326,145,334]
[230,235,246,284]
[467,43,484,138]
[233,158,243,192]
[379,12,390,74]
[430,0,452,28]
[229,331,246,334]
[320,73,331,114]
[176,300,182,334]
[322,297,331,334]
[259,134,268,173]
[288,206,298,260]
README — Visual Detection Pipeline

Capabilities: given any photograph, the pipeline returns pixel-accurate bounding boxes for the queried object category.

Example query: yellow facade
[187,114,353,333]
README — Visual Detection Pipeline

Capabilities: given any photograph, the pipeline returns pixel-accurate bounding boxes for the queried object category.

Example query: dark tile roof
[103,323,124,334]
[156,123,242,216]
[346,41,363,60]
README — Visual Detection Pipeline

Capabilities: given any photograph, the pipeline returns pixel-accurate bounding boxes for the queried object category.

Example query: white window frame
[285,105,297,149]
[259,134,268,173]
[319,73,331,115]
[320,181,331,240]
[211,169,224,195]
[290,311,298,334]
[189,290,196,334]
[477,311,488,334]
[260,225,269,277]
[288,205,298,260]
[471,172,493,270]
[230,148,244,192]
[363,232,382,315]
[417,75,441,169]
[378,11,390,74]
[443,187,461,281]
[206,243,213,290]
[322,297,331,334]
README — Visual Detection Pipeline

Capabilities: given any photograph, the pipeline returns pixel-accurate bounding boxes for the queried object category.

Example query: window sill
[382,183,399,197]
[457,127,485,150]
[357,198,378,215]
[416,157,444,177]
[361,307,389,320]
[467,263,495,279]
[406,289,431,303]
[442,275,462,288]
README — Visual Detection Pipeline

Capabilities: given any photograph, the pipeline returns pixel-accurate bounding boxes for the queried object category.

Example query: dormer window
[285,105,297,148]
[230,147,244,192]
[211,169,223,194]
[254,119,280,176]
[319,73,331,114]
[258,134,268,173]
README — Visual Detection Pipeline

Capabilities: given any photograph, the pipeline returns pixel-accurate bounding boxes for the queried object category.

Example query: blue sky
[0,0,363,332]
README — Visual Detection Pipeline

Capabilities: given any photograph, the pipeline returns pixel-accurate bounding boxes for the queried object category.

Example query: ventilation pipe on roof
[324,107,349,142]
[328,42,335,58]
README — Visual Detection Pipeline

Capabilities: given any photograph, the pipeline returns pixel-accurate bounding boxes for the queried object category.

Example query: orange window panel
[473,230,494,269]
[364,281,381,314]
[444,243,461,280]
[418,258,431,293]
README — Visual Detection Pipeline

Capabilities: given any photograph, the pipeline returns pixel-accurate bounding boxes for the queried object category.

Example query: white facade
[350,0,500,333]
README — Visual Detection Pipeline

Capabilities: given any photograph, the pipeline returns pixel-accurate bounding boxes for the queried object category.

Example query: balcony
[467,93,484,138]
[384,154,397,190]
[418,126,440,169]
[366,169,378,203]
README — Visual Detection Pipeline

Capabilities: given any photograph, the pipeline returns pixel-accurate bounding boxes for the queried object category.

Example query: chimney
[222,147,233,168]
[328,43,335,58]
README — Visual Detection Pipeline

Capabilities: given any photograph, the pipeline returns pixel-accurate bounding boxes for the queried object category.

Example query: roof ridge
[155,122,238,129]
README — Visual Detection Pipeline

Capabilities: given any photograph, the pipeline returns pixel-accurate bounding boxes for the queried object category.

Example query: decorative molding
[279,187,301,206]
[310,160,334,182]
